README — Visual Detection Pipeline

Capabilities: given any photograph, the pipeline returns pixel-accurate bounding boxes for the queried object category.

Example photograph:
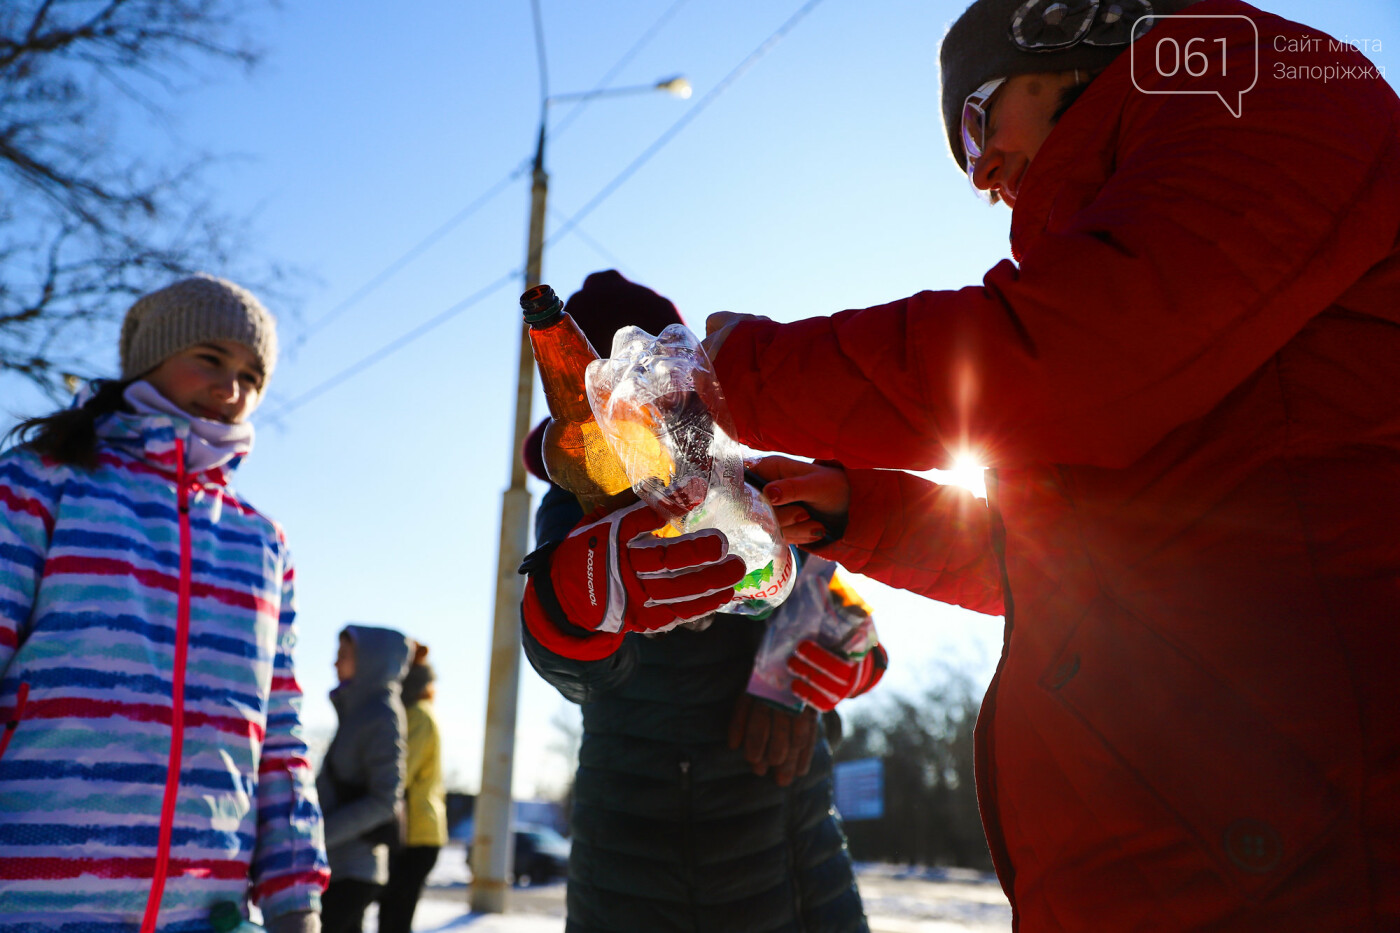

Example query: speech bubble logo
[1130,15,1259,118]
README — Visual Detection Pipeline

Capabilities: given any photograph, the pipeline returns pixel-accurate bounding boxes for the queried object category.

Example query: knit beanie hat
[940,0,1200,165]
[119,274,278,381]
[564,269,686,358]
[522,270,686,483]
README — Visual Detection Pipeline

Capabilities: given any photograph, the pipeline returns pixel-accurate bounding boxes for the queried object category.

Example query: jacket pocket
[1040,597,1342,900]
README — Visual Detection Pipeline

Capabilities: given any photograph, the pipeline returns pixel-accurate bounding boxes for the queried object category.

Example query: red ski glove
[787,640,887,712]
[533,499,746,638]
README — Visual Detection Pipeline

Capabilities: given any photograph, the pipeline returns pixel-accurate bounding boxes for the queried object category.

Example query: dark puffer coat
[317,625,411,886]
[522,484,869,933]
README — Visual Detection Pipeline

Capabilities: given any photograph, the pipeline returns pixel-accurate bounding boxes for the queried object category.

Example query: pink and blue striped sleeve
[251,543,330,917]
[0,450,59,676]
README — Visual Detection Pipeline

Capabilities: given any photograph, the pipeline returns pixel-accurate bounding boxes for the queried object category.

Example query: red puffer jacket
[713,2,1400,929]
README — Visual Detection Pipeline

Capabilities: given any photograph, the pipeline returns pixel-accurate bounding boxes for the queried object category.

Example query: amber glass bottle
[522,284,634,514]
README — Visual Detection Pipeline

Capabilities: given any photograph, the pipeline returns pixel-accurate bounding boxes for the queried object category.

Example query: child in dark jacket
[518,271,885,933]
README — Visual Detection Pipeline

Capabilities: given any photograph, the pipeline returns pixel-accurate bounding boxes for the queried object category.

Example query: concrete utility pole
[471,125,549,916]
[472,75,689,915]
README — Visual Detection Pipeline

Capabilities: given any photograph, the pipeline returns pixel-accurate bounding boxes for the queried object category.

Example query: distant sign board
[833,757,884,821]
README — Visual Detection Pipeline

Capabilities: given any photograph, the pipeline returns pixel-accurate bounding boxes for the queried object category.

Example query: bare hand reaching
[702,311,769,362]
[747,455,851,546]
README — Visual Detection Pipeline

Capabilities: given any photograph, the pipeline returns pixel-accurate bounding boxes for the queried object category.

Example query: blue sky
[3,0,1396,795]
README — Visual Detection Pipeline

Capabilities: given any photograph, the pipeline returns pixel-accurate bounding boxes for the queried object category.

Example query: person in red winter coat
[704,0,1400,928]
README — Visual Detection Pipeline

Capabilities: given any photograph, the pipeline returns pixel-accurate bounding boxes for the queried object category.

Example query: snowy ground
[363,844,1011,932]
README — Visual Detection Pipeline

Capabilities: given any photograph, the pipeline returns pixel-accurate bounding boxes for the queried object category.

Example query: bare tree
[0,0,278,398]
[836,665,992,870]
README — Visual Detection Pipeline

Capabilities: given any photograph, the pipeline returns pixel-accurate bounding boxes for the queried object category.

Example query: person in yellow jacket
[376,644,447,933]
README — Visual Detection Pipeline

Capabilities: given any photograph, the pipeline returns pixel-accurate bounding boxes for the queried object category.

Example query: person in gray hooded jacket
[316,624,412,933]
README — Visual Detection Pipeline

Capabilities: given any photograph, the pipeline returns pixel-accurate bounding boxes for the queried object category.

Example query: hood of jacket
[332,624,412,715]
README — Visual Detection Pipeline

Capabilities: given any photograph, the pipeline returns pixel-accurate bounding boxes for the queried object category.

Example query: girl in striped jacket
[0,276,328,933]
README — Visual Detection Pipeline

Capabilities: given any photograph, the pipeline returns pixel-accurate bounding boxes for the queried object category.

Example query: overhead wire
[263,271,521,423]
[548,208,631,276]
[291,160,530,348]
[545,0,830,251]
[550,0,692,140]
[264,0,829,423]
[286,0,692,352]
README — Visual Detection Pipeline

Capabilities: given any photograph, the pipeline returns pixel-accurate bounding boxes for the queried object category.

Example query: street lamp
[546,75,693,105]
[472,74,690,915]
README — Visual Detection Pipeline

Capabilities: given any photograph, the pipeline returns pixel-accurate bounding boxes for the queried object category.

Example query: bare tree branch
[0,0,282,399]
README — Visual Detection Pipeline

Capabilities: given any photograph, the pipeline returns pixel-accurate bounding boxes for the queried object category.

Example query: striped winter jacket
[0,409,328,931]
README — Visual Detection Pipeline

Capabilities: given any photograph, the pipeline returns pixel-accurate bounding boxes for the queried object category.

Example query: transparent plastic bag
[746,555,878,710]
[585,323,795,616]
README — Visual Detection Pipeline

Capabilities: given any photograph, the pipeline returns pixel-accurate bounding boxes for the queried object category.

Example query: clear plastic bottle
[586,323,796,616]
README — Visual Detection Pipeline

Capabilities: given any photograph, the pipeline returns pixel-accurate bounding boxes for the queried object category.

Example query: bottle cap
[209,901,244,933]
[520,285,564,325]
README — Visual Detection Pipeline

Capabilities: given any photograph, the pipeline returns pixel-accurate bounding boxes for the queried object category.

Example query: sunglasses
[961,76,1007,205]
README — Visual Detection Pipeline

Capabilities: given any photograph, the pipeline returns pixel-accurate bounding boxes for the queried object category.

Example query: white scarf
[123,381,255,473]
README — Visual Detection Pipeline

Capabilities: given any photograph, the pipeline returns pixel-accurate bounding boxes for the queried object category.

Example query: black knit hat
[940,0,1200,165]
[563,269,685,357]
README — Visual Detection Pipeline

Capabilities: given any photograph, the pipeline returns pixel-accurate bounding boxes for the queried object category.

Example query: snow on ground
[851,864,1012,932]
[365,844,1011,932]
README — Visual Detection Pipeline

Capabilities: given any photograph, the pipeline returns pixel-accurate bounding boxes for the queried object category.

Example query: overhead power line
[550,0,692,140]
[264,0,829,423]
[264,271,520,423]
[545,0,831,249]
[289,0,691,352]
[292,159,530,348]
[547,207,631,276]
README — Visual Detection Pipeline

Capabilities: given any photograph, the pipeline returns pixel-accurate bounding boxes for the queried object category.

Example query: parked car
[511,823,571,886]
[461,822,571,887]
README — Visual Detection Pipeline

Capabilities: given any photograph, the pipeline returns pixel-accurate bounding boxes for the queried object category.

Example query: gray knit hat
[119,274,278,381]
[940,0,1199,165]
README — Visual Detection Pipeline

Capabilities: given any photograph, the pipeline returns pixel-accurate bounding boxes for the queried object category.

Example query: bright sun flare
[916,454,988,499]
